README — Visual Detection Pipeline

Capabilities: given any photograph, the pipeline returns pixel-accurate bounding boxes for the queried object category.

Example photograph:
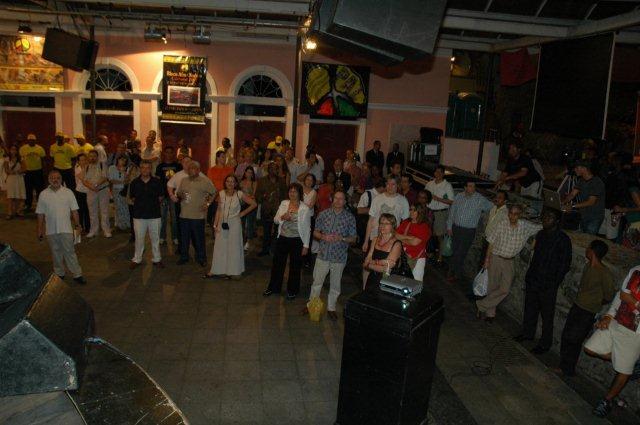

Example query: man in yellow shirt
[19,133,46,212]
[266,135,284,154]
[50,131,77,190]
[74,134,94,155]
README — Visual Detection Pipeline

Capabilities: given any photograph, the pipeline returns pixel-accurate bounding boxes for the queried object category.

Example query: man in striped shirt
[446,181,493,283]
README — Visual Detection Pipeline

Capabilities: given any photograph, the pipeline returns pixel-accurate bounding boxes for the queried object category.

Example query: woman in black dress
[363,213,403,291]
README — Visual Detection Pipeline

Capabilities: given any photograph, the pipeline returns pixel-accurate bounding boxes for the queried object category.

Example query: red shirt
[397,220,431,259]
[317,184,333,213]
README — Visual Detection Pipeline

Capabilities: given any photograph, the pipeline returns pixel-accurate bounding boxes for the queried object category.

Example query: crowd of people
[1,130,640,418]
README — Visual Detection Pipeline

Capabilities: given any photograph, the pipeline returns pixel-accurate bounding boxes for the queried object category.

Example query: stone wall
[464,215,640,410]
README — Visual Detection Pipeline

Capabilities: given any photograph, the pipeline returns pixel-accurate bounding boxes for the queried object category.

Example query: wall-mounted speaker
[42,28,99,72]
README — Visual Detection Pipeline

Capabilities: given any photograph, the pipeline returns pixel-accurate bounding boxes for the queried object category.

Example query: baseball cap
[74,134,85,140]
[26,133,36,141]
[55,130,65,137]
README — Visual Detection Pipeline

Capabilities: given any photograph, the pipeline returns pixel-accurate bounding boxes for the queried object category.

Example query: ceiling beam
[442,14,568,37]
[569,8,640,37]
[63,0,311,16]
[491,9,640,51]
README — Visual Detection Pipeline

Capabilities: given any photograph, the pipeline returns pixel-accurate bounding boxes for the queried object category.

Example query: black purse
[390,241,414,279]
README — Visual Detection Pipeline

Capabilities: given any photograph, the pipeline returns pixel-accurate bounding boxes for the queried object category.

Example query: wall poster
[161,55,207,124]
[0,35,64,91]
[300,62,370,119]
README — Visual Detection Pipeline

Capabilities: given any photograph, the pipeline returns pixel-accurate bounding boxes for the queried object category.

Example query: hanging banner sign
[0,35,63,91]
[161,55,207,124]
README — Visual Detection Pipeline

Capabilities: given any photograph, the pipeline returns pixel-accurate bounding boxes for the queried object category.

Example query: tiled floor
[2,210,638,424]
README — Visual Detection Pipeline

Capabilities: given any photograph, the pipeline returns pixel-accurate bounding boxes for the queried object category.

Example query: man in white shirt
[425,165,454,264]
[362,176,410,252]
[36,170,86,284]
[141,131,162,173]
[356,178,385,244]
[94,135,108,165]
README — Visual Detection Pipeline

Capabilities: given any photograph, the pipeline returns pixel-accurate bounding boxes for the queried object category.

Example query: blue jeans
[160,198,178,241]
[179,218,206,263]
[580,216,603,235]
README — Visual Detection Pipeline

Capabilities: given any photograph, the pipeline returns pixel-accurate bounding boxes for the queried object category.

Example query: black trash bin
[335,287,444,425]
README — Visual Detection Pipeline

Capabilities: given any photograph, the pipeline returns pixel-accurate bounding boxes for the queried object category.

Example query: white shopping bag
[473,268,489,297]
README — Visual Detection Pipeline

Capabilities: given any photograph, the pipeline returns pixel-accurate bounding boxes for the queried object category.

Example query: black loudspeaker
[0,244,42,304]
[0,274,94,396]
[42,28,99,72]
[328,0,447,58]
[310,0,404,66]
[310,0,447,65]
[336,289,444,425]
[420,127,443,144]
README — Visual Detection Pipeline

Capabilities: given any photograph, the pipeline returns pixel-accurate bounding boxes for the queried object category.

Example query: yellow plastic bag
[307,297,325,322]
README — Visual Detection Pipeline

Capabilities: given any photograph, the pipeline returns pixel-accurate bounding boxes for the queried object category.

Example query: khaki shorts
[584,320,640,375]
[432,209,449,237]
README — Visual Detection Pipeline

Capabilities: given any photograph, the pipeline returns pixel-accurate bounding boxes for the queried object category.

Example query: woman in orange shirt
[206,150,234,228]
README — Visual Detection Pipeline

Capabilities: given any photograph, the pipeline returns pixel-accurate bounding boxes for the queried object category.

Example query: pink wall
[60,35,450,158]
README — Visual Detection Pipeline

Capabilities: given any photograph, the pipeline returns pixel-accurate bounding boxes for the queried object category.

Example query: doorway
[234,120,285,155]
[84,115,133,153]
[160,121,212,168]
[308,123,358,178]
[3,111,56,146]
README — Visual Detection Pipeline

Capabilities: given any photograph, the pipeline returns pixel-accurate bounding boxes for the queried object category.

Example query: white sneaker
[104,232,112,238]
[86,233,96,238]
[244,241,250,251]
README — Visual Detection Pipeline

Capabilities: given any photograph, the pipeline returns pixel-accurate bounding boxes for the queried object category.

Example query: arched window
[86,68,133,92]
[238,75,282,98]
[236,74,285,117]
[83,67,133,111]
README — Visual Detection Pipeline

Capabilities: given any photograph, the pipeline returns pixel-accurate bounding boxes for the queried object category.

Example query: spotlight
[192,26,211,45]
[144,27,166,42]
[18,23,32,34]
[304,38,317,50]
[450,56,456,62]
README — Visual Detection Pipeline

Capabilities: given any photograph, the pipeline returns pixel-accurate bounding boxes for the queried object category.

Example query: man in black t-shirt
[495,143,542,198]
[156,146,182,245]
[129,160,165,269]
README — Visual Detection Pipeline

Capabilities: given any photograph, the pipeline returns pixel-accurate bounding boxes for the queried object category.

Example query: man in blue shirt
[305,190,357,320]
[446,181,493,283]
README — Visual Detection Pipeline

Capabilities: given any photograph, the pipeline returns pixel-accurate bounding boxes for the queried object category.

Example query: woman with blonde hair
[363,213,403,290]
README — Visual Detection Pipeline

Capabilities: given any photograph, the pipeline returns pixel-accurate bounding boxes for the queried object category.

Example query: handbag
[441,234,453,257]
[390,241,414,279]
[473,268,489,297]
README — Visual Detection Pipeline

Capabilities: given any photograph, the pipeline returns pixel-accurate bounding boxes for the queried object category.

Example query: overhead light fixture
[304,38,317,50]
[144,26,166,43]
[18,23,32,34]
[192,26,211,45]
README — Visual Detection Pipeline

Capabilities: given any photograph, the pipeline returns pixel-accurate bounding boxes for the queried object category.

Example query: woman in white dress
[3,145,26,219]
[302,173,318,260]
[205,174,257,279]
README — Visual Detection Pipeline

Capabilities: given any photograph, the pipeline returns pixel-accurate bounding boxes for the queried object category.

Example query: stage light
[451,56,456,62]
[144,27,166,42]
[305,38,317,50]
[18,24,32,34]
[192,26,211,45]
